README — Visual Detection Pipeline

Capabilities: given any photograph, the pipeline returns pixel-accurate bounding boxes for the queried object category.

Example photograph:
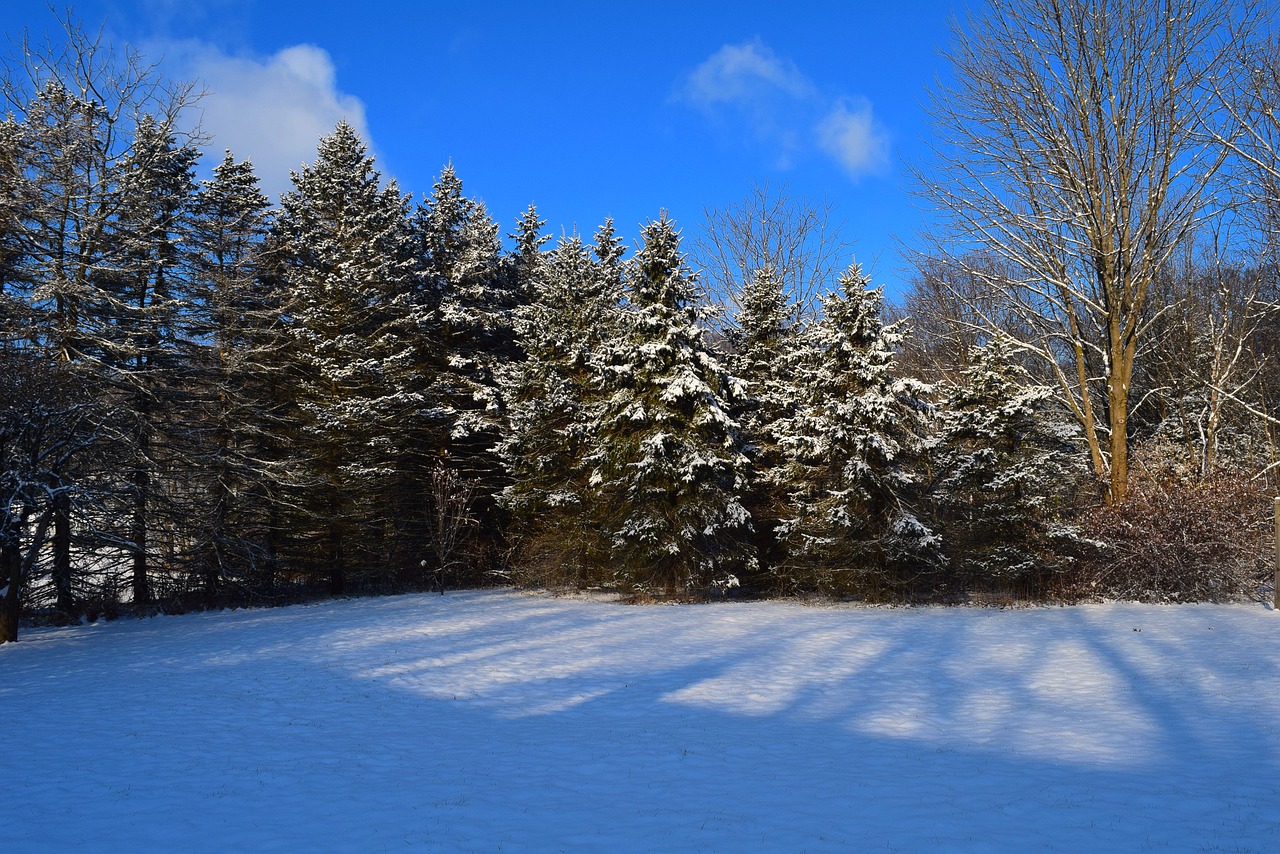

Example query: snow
[3,590,1279,852]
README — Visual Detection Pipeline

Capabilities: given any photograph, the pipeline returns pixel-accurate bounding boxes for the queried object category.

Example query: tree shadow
[4,591,1279,852]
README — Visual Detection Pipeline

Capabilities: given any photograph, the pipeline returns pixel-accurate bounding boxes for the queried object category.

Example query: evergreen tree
[414,166,524,571]
[509,203,550,302]
[931,335,1075,586]
[775,263,936,597]
[501,230,624,583]
[101,114,201,604]
[186,151,281,598]
[271,121,420,593]
[728,265,801,580]
[587,215,752,596]
[416,164,509,455]
[0,119,29,343]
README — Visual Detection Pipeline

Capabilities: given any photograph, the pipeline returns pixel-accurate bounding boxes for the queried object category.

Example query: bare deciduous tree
[911,0,1254,504]
[1217,32,1280,250]
[1142,226,1277,476]
[426,463,478,594]
[693,180,853,326]
[1,353,105,642]
[2,11,204,606]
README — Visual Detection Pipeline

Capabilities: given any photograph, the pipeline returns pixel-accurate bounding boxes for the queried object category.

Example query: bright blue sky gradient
[8,0,968,294]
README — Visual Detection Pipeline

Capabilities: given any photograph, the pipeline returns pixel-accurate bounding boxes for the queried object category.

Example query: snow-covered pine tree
[0,119,28,342]
[99,113,201,604]
[271,121,421,593]
[587,215,752,597]
[509,203,550,303]
[931,334,1075,587]
[592,217,626,285]
[415,165,509,450]
[414,167,528,570]
[775,263,936,598]
[186,150,282,598]
[500,228,624,584]
[728,265,802,579]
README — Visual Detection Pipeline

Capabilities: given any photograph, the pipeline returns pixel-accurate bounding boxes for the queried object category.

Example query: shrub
[1067,442,1271,602]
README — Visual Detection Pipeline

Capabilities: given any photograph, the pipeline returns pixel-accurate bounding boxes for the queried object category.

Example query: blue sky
[7,0,966,295]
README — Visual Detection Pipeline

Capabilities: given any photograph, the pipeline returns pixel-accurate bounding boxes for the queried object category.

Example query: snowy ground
[3,590,1280,852]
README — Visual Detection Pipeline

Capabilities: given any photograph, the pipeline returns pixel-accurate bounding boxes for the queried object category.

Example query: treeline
[4,5,1280,640]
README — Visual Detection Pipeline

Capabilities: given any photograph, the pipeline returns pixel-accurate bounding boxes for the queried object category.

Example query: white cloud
[679,40,891,182]
[159,41,371,196]
[681,39,814,107]
[816,98,891,179]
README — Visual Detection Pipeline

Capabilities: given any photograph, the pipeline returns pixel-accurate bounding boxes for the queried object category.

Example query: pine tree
[416,164,509,454]
[414,166,525,571]
[0,119,29,343]
[775,263,936,597]
[509,203,550,302]
[728,265,801,580]
[931,335,1075,586]
[271,121,421,593]
[587,215,752,596]
[501,229,624,583]
[186,150,281,598]
[101,114,201,604]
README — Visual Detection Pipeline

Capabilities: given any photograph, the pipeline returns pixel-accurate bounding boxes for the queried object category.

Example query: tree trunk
[1107,339,1138,506]
[328,516,345,595]
[131,399,152,604]
[51,489,73,614]
[132,462,151,605]
[1,506,55,644]
[1,528,21,643]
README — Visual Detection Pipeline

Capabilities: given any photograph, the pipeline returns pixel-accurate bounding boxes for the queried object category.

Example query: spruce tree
[587,215,752,596]
[414,166,524,571]
[416,164,509,455]
[272,121,420,593]
[186,151,282,598]
[501,230,624,583]
[97,113,201,605]
[775,263,936,597]
[931,335,1075,587]
[728,265,801,579]
[0,119,28,343]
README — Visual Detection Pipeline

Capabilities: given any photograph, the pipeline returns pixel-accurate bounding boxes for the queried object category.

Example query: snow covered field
[4,590,1280,852]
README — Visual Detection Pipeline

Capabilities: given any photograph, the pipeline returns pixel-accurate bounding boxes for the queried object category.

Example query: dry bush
[506,529,612,591]
[1068,443,1271,602]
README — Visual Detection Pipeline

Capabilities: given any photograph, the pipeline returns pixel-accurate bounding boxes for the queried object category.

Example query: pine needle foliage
[775,264,936,597]
[587,215,753,597]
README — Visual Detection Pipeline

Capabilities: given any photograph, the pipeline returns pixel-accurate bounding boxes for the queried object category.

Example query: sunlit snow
[3,590,1279,851]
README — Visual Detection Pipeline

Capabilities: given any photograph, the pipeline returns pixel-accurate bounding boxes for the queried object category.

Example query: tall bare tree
[1218,31,1280,250]
[911,0,1253,504]
[1140,226,1276,476]
[693,180,853,326]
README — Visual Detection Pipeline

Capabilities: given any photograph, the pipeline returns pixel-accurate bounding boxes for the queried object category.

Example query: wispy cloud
[681,39,814,107]
[157,41,371,196]
[817,98,891,178]
[678,39,889,181]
